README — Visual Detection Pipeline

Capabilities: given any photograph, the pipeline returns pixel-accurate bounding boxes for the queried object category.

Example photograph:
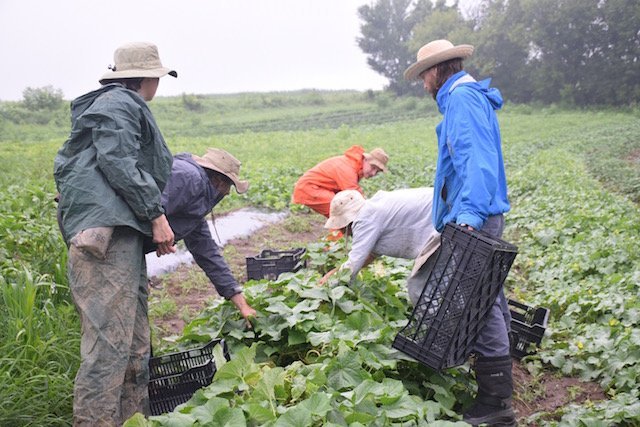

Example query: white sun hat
[324,190,366,230]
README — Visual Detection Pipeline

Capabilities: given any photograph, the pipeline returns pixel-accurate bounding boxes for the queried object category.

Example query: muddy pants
[68,227,150,426]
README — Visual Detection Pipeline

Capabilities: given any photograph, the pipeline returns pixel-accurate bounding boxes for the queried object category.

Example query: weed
[282,214,312,234]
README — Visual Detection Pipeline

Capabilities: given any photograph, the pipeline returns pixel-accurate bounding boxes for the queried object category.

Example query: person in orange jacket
[291,145,389,217]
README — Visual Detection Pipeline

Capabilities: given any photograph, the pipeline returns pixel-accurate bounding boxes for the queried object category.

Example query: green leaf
[299,392,332,416]
[203,379,239,397]
[329,286,348,301]
[344,409,376,424]
[122,413,150,427]
[213,345,262,390]
[251,367,286,404]
[274,404,312,427]
[290,373,307,401]
[190,397,229,424]
[327,354,368,391]
[382,394,419,419]
[308,331,333,346]
[300,287,330,301]
[351,380,380,404]
[209,407,247,426]
[150,412,197,427]
[287,328,307,345]
[425,382,456,409]
[242,403,276,424]
[336,299,360,314]
[292,299,321,314]
[213,342,228,371]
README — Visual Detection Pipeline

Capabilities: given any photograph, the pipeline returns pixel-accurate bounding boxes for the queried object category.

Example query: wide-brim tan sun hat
[192,148,249,194]
[324,190,366,230]
[363,148,389,173]
[99,42,178,84]
[404,39,474,81]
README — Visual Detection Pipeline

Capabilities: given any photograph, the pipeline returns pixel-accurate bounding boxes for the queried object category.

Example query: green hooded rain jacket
[54,84,172,243]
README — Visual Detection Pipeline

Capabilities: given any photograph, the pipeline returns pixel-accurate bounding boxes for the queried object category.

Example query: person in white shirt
[321,188,440,302]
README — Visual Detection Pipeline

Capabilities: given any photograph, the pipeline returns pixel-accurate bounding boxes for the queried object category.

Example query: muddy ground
[148,211,605,423]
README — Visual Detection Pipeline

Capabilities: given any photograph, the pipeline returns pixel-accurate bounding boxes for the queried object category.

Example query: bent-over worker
[292,145,389,217]
[321,188,440,295]
[159,148,257,321]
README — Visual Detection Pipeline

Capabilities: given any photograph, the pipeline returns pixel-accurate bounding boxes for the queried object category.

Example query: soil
[148,211,606,422]
[626,148,640,165]
[512,362,606,422]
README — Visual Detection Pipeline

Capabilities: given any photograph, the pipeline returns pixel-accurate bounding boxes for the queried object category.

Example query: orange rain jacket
[292,145,365,217]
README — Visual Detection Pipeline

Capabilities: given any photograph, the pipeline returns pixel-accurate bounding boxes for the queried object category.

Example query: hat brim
[324,198,365,229]
[404,45,474,81]
[368,158,388,173]
[99,68,177,84]
[193,155,249,194]
[324,215,351,230]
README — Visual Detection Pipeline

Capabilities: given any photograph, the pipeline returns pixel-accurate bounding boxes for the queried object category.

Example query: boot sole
[466,420,517,427]
[464,411,517,427]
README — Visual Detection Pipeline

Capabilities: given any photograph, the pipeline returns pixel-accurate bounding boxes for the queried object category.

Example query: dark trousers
[472,214,511,357]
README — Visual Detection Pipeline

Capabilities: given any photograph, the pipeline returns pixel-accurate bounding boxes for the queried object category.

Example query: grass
[149,291,178,319]
[282,214,314,234]
[0,271,79,427]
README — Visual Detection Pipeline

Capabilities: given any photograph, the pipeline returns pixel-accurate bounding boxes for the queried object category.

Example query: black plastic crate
[246,248,306,280]
[393,223,518,370]
[149,339,229,416]
[508,299,550,358]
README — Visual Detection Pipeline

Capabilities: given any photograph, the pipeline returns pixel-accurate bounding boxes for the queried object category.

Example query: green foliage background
[357,0,640,106]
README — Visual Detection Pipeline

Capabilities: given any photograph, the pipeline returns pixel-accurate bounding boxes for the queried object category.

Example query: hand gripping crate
[246,247,306,280]
[508,299,550,358]
[149,339,229,416]
[393,223,518,370]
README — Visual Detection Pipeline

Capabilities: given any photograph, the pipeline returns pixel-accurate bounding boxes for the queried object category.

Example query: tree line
[357,0,640,106]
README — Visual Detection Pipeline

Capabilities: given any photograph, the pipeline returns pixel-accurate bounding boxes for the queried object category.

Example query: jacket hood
[343,145,365,168]
[70,84,143,121]
[473,78,503,110]
[437,71,503,113]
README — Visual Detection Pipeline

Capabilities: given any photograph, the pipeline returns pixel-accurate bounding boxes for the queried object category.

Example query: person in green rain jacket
[54,42,177,426]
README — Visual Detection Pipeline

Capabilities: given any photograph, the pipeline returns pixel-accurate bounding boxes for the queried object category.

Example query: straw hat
[404,39,474,81]
[99,42,177,84]
[324,190,366,230]
[192,148,249,194]
[363,148,389,173]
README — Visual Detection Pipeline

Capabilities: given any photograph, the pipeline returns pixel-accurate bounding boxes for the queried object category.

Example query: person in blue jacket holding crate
[405,40,514,426]
[158,148,256,323]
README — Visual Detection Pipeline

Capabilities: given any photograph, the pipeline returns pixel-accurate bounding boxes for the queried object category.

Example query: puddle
[146,208,288,277]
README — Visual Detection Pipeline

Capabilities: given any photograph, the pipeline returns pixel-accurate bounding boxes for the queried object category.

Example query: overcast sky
[0,0,391,101]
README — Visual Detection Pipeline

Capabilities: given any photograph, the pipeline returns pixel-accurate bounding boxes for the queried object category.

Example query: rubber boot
[463,355,517,426]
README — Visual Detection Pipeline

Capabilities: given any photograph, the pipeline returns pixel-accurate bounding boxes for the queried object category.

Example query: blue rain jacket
[160,153,242,299]
[432,71,510,232]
